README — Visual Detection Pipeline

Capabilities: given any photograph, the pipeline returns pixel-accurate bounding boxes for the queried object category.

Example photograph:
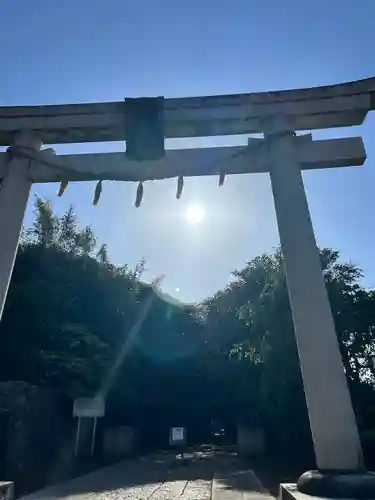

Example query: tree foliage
[0,197,374,457]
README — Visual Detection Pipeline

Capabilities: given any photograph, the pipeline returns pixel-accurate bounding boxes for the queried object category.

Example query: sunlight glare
[185,204,206,224]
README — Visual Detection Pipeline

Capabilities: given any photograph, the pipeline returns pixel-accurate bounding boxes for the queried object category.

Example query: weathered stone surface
[297,470,375,498]
[0,381,69,493]
[102,426,138,460]
[237,426,265,458]
[0,481,14,500]
[282,477,375,500]
[19,449,275,500]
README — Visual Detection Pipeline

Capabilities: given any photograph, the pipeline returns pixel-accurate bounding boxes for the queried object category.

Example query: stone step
[213,470,276,500]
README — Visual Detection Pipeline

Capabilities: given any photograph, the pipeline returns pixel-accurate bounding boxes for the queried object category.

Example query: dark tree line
[0,198,374,460]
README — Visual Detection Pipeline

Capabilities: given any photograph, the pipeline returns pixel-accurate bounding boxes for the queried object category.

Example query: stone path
[20,448,275,500]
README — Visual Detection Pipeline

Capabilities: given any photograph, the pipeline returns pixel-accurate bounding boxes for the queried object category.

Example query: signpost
[73,397,105,457]
[169,427,187,461]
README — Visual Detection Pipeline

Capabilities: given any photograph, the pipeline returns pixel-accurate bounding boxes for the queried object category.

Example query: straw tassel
[58,180,69,197]
[219,172,226,186]
[135,182,144,207]
[176,176,184,199]
[93,180,102,206]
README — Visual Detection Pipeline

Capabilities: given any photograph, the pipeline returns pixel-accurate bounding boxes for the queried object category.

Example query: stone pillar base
[281,471,375,500]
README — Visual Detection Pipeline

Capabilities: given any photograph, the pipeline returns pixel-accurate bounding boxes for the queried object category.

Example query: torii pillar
[265,118,375,498]
[0,133,41,319]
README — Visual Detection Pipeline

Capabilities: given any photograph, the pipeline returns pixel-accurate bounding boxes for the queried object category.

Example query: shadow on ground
[20,446,293,499]
[250,456,305,497]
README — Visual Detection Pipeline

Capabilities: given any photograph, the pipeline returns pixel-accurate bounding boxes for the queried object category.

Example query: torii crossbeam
[1,77,375,498]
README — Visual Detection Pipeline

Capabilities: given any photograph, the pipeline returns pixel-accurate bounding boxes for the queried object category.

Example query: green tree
[1,197,375,461]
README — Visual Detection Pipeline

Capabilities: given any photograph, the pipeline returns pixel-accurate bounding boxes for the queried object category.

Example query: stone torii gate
[1,77,375,497]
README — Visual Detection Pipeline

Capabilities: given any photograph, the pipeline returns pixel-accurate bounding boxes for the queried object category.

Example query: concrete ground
[19,448,276,500]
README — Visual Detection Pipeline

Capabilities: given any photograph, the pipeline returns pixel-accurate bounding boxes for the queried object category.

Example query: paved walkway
[20,449,275,500]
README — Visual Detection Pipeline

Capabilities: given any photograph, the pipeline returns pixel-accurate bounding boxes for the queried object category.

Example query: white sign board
[172,427,184,441]
[170,427,186,446]
[73,397,105,418]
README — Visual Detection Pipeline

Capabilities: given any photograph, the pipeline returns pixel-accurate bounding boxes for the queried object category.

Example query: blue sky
[1,0,375,302]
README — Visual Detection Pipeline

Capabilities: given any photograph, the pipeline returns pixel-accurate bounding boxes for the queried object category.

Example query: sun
[185,204,206,224]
